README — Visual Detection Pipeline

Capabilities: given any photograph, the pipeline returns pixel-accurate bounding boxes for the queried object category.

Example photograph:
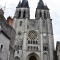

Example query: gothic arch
[43,52,48,60]
[26,52,40,60]
[15,56,20,60]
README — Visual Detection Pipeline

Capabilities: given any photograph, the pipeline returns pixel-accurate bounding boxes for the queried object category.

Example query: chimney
[7,16,13,26]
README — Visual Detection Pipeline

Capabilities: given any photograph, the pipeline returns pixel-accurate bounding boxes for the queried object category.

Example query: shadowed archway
[29,56,37,60]
[26,53,40,60]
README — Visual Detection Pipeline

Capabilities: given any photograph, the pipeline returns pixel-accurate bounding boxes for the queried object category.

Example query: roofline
[1,30,11,40]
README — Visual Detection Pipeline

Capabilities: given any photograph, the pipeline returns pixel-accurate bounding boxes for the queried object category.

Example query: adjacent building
[0,8,16,60]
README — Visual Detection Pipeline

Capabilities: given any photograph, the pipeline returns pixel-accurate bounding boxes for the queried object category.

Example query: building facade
[12,0,54,60]
[0,26,10,60]
[0,9,16,60]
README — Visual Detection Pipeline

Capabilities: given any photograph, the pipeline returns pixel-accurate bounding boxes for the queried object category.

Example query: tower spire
[21,0,29,8]
[22,0,27,6]
[22,0,27,3]
[40,0,42,1]
[37,0,49,10]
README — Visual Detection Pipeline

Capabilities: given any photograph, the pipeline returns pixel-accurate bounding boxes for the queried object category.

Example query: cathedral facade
[12,0,55,60]
[0,0,60,60]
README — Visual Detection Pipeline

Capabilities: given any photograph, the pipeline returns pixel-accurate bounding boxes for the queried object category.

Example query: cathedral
[0,0,60,60]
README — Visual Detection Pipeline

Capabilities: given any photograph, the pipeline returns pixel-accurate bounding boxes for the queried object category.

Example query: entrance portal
[29,56,37,60]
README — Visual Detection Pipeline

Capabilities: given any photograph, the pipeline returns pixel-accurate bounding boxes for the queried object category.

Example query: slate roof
[17,0,29,8]
[0,13,16,48]
[0,13,16,41]
[37,0,49,10]
[17,1,21,8]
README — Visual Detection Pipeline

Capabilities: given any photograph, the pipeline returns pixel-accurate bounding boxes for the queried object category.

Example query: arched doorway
[26,53,40,60]
[15,56,20,60]
[29,56,37,60]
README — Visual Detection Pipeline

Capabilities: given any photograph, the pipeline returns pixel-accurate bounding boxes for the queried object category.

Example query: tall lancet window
[44,12,46,19]
[43,53,48,60]
[18,11,21,18]
[40,12,42,17]
[23,11,26,18]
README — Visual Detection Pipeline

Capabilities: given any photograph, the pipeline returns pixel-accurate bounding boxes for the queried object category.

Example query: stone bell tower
[12,0,54,60]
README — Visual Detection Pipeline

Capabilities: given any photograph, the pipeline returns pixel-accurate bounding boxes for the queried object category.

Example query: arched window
[44,12,46,19]
[28,40,30,44]
[0,44,3,50]
[40,12,42,17]
[18,11,21,18]
[23,11,26,18]
[17,51,19,54]
[43,53,48,60]
[33,41,35,44]
[20,21,22,26]
[36,41,38,44]
[43,46,48,51]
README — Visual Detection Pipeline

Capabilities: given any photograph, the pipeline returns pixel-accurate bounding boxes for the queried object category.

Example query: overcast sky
[0,0,60,48]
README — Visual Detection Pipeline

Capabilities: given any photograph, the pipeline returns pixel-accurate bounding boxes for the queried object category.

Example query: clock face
[28,30,37,40]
